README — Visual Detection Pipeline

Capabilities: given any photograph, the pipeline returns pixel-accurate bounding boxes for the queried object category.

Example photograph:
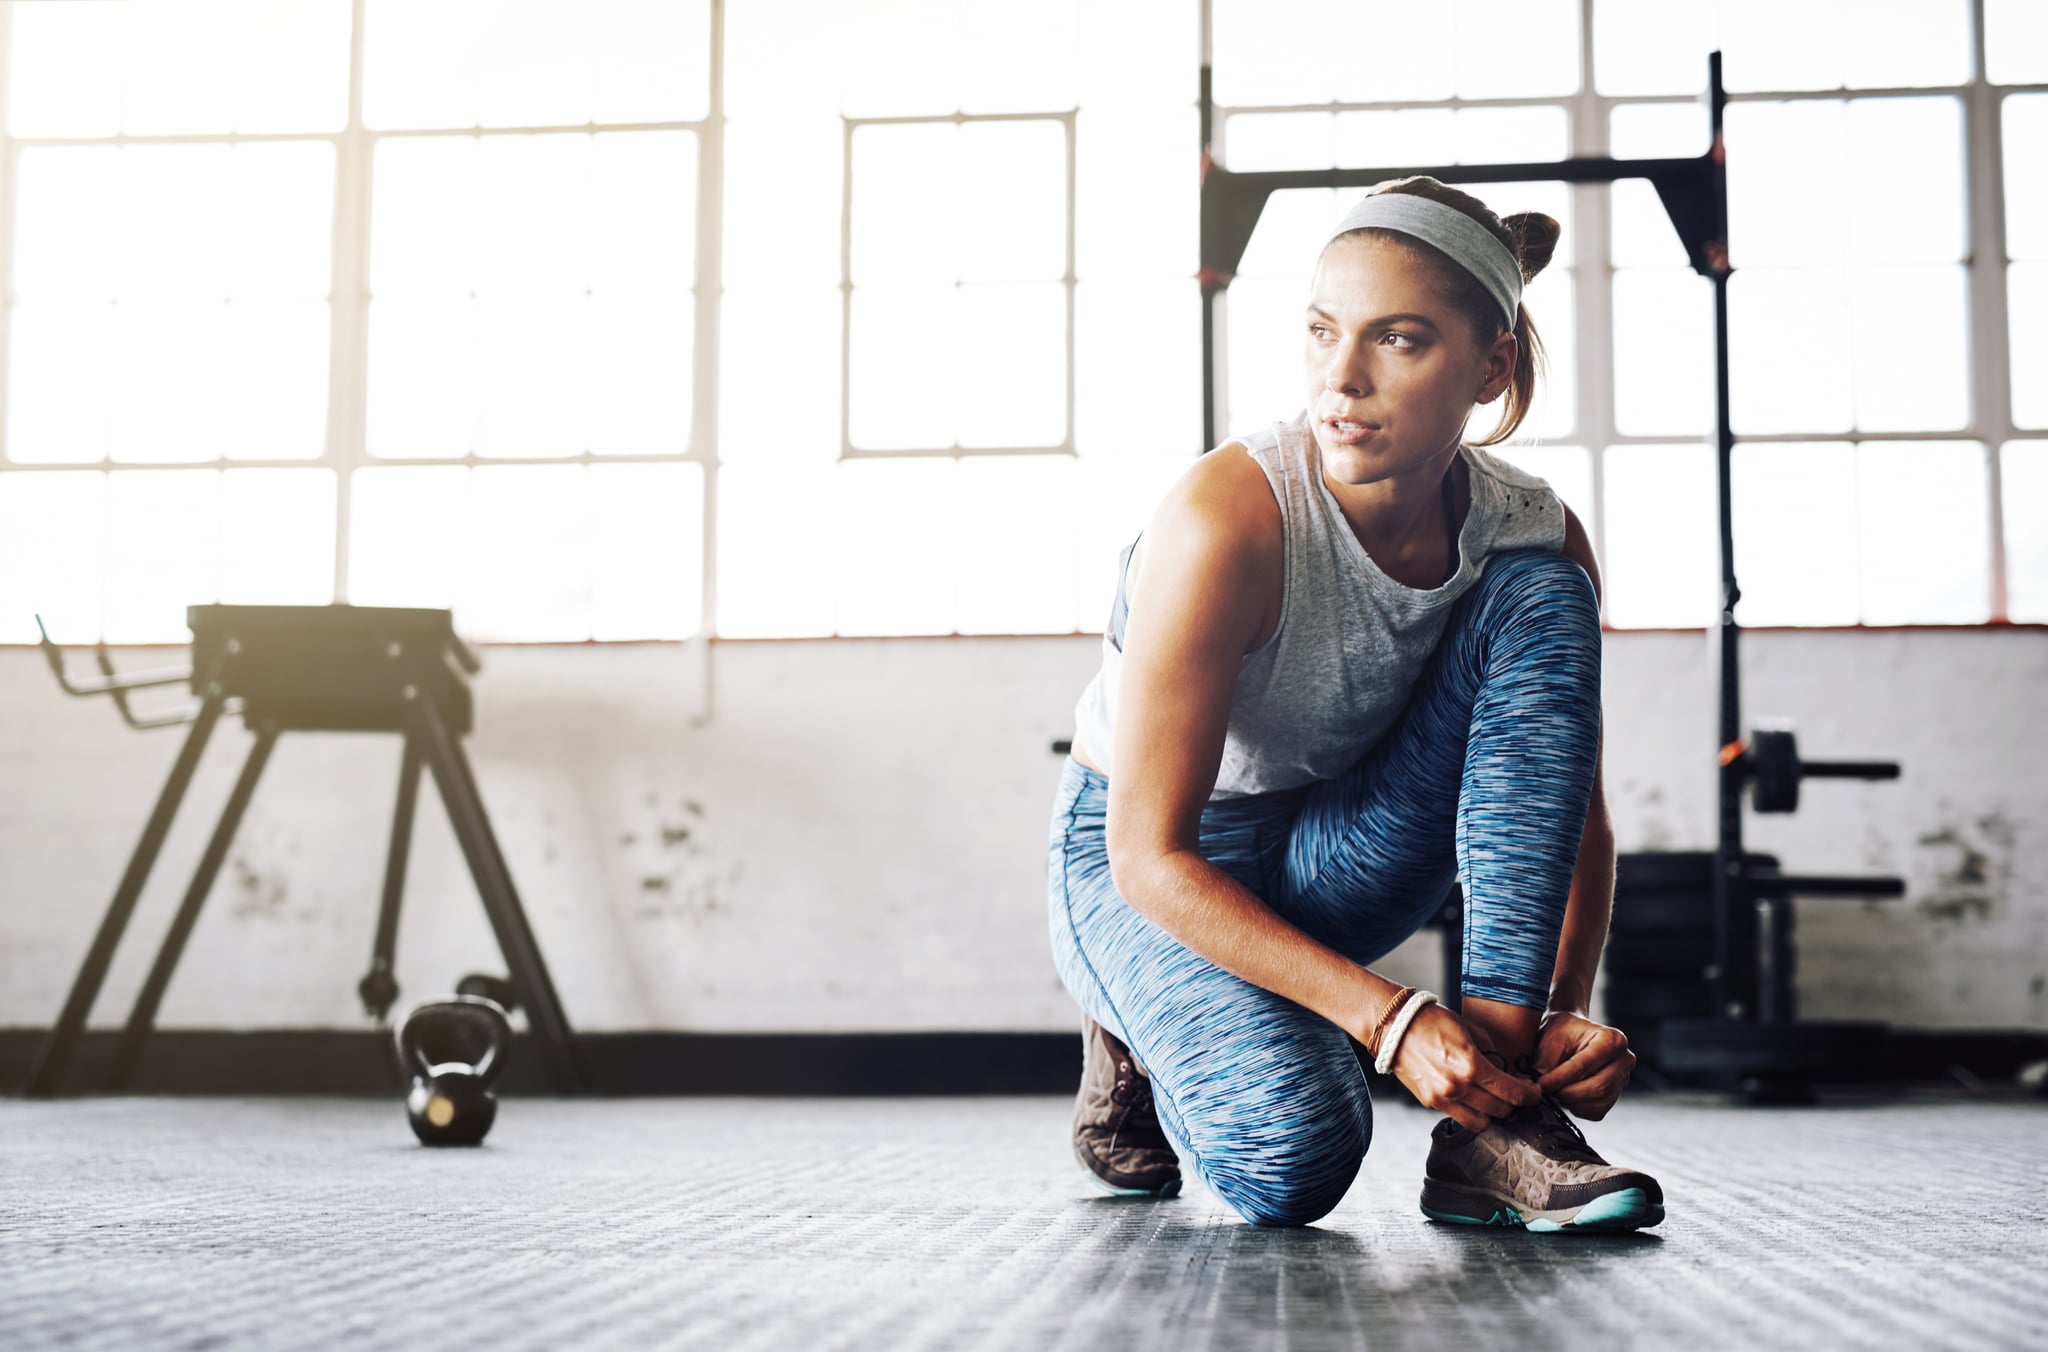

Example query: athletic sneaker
[1071,1016,1182,1197]
[1419,1071,1663,1232]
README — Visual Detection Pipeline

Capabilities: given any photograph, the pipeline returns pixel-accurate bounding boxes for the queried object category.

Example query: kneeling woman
[1048,176,1660,1231]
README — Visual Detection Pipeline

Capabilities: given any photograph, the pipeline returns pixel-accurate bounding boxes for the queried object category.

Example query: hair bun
[1501,211,1561,282]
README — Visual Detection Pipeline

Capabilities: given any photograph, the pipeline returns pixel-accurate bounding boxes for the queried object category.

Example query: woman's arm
[1105,452,1537,1130]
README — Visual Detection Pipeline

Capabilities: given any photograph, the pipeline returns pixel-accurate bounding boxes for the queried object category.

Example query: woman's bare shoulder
[1127,441,1283,612]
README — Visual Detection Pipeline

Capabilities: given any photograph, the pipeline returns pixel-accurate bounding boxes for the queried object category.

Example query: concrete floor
[3,1093,2044,1350]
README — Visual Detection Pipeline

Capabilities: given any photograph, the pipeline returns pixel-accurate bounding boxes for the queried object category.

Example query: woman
[1047,176,1659,1232]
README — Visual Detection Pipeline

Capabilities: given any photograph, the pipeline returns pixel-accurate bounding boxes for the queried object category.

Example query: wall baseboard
[1,1029,1097,1097]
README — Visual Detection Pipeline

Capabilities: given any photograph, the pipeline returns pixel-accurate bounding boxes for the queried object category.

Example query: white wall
[3,629,2044,1033]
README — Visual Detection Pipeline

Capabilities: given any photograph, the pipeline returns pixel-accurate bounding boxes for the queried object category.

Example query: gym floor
[4,1091,2042,1350]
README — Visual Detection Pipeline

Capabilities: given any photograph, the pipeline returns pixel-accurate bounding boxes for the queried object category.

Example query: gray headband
[1325,192,1523,329]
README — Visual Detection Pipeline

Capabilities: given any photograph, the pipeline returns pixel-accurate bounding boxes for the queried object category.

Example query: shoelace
[1508,1053,1599,1160]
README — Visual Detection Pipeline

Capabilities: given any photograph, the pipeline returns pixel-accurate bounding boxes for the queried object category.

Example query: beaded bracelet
[1371,989,1441,1075]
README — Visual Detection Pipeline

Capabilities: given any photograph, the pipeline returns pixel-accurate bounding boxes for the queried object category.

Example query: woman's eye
[1382,332,1415,348]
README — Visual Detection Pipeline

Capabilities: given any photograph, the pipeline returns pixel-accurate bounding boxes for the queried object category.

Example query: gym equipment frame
[1197,52,2045,1093]
[24,604,591,1097]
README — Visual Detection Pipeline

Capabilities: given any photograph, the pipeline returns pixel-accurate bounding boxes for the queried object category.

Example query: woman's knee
[1201,1105,1372,1227]
[1168,1049,1375,1228]
[1469,550,1601,647]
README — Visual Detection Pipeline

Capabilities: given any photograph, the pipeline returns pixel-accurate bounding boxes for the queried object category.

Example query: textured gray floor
[3,1093,2045,1351]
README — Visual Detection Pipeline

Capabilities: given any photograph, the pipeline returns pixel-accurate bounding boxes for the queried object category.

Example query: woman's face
[1303,232,1513,487]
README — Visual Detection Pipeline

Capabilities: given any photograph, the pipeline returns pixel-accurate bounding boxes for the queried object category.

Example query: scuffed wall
[2,630,2042,1032]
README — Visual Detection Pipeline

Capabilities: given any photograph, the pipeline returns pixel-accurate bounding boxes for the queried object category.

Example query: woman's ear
[1475,330,1516,404]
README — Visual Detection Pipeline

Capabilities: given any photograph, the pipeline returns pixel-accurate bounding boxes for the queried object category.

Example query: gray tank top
[1070,407,1569,799]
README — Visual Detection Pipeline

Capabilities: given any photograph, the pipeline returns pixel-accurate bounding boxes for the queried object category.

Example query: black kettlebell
[396,993,513,1146]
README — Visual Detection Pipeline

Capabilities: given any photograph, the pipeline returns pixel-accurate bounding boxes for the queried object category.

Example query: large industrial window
[1,0,2041,644]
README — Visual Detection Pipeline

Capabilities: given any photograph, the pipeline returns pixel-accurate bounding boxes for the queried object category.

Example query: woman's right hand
[1389,1003,1541,1131]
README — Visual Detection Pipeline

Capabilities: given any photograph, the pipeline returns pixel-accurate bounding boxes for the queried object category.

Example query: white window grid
[1210,0,2044,626]
[1,0,2042,641]
[839,108,1077,459]
[0,0,727,639]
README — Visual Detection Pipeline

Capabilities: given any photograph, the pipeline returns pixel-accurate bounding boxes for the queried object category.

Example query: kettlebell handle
[396,994,515,1084]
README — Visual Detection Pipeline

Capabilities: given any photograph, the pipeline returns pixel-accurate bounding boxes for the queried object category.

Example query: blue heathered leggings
[1046,550,1602,1228]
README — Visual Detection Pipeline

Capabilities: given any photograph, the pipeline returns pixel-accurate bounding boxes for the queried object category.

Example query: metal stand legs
[24,689,588,1097]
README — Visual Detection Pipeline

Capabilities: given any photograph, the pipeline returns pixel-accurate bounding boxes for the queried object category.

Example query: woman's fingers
[1554,1055,1634,1119]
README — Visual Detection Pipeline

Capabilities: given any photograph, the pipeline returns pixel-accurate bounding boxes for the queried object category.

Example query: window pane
[1075,279,1203,459]
[1602,443,1716,629]
[6,304,115,464]
[1988,0,2048,84]
[957,0,1078,114]
[1850,264,1969,432]
[957,122,1069,284]
[1075,105,1199,283]
[474,295,591,458]
[1236,187,1340,281]
[848,286,956,450]
[1594,0,1715,97]
[1226,275,1312,437]
[1449,106,1571,166]
[463,465,592,640]
[2003,442,2048,622]
[955,283,1066,448]
[112,302,232,463]
[1211,0,1329,107]
[1728,101,1847,266]
[1072,455,1189,628]
[1611,268,1714,438]
[839,0,964,118]
[850,283,1065,451]
[1516,269,1575,442]
[1332,2,1456,103]
[348,466,472,609]
[850,122,962,286]
[1229,107,1569,173]
[364,0,709,130]
[1840,0,1971,89]
[104,469,219,643]
[1457,0,1579,98]
[1610,102,1712,159]
[715,460,837,638]
[366,299,483,458]
[11,147,123,300]
[720,287,842,466]
[1730,268,1854,434]
[2012,264,2048,429]
[831,458,957,635]
[0,471,106,643]
[8,0,349,137]
[590,463,703,639]
[726,0,843,119]
[722,117,843,290]
[219,469,336,604]
[1846,98,1965,264]
[586,293,695,457]
[954,456,1080,634]
[1611,180,1691,269]
[222,301,333,461]
[1856,441,1989,624]
[6,0,121,137]
[1337,109,1458,170]
[1722,0,1843,91]
[2006,95,2048,261]
[1732,442,1860,626]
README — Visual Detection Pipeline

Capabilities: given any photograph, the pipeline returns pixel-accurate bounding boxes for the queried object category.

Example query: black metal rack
[1194,54,2038,1093]
[23,604,590,1097]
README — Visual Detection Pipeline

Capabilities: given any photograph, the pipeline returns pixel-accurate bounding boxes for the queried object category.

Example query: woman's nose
[1325,345,1372,397]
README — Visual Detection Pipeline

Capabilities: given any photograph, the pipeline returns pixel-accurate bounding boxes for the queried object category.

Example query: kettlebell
[395,993,513,1146]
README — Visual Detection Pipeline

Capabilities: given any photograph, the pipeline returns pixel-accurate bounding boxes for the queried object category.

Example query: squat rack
[1197,53,1919,1085]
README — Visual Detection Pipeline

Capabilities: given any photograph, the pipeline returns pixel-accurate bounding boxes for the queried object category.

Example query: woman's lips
[1324,418,1379,446]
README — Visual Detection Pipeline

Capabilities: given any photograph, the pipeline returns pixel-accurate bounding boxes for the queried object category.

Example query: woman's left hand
[1532,1010,1634,1119]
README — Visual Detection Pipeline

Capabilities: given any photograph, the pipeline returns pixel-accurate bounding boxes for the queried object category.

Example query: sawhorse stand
[24,604,590,1097]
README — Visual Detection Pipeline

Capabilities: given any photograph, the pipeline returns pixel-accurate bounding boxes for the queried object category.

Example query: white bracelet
[1372,989,1440,1075]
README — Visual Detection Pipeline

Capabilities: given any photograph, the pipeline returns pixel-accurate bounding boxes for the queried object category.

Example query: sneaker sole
[1073,1140,1183,1198]
[1419,1177,1662,1232]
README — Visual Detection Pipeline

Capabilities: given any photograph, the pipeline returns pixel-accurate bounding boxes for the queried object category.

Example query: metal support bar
[23,651,232,1096]
[107,721,281,1088]
[358,733,423,1022]
[407,686,588,1092]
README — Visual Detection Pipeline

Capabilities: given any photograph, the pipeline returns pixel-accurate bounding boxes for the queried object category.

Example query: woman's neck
[1322,445,1468,566]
